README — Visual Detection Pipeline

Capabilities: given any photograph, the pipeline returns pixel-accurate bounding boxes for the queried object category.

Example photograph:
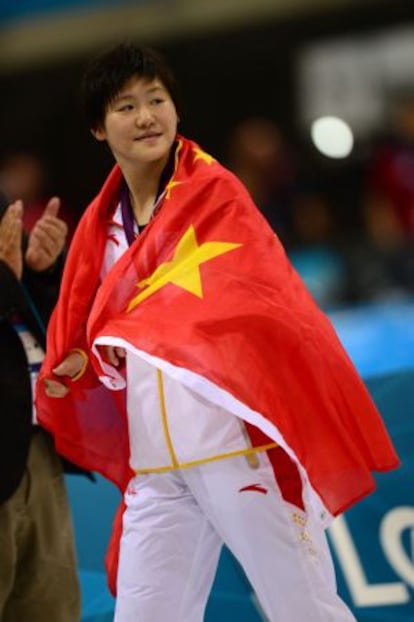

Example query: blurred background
[2,0,414,309]
[1,0,414,309]
[1,1,413,620]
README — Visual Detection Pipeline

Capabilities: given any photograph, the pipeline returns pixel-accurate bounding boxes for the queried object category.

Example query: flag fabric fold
[36,135,399,592]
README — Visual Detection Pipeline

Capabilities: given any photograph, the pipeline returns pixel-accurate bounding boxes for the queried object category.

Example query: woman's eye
[150,98,164,105]
[118,104,133,112]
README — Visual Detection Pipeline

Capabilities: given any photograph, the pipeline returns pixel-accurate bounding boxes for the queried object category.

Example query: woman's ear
[91,126,106,141]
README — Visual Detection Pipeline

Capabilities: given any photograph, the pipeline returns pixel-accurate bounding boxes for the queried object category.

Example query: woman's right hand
[44,351,86,398]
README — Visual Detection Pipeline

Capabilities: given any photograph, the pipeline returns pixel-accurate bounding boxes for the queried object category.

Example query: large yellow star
[127,225,242,311]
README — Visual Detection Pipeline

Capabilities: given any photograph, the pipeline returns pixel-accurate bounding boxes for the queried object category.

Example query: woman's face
[93,75,178,170]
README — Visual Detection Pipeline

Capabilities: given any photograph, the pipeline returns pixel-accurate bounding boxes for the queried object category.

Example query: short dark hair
[81,42,181,130]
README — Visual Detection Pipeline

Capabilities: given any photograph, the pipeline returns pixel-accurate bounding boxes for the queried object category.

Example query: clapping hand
[0,200,23,279]
[25,197,68,272]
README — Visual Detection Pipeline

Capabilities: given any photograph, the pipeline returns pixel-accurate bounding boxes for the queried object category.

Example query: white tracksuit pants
[114,452,356,622]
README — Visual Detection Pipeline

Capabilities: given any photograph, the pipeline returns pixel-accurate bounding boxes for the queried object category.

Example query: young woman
[38,42,398,622]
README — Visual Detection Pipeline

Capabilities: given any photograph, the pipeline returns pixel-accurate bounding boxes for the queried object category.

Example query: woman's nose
[135,106,153,126]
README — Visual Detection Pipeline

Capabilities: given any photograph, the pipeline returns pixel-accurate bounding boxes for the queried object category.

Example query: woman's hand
[44,351,86,398]
[102,346,126,367]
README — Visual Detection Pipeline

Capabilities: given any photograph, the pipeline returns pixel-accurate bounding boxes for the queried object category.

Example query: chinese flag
[37,136,399,593]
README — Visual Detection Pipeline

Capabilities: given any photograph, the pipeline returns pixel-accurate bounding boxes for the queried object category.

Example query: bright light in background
[311,116,354,159]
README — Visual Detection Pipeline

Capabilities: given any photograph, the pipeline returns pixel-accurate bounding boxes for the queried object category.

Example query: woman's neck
[122,158,168,225]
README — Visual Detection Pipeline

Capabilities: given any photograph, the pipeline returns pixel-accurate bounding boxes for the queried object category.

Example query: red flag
[37,136,399,593]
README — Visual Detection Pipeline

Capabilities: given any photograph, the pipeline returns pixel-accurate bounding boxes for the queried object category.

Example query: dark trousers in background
[0,428,81,622]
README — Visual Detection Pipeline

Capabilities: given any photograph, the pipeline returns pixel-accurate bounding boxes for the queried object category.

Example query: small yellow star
[193,147,216,165]
[164,179,183,199]
[127,225,242,311]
